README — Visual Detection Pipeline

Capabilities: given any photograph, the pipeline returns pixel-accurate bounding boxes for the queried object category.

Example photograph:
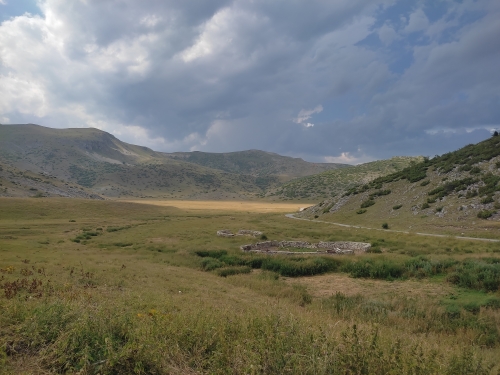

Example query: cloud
[294,105,323,127]
[324,152,370,165]
[0,0,499,162]
[378,23,399,45]
[404,9,429,33]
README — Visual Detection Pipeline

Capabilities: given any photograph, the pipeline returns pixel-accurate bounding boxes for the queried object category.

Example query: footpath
[285,214,500,243]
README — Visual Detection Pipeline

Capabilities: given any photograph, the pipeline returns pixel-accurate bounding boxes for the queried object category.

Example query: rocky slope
[300,135,500,235]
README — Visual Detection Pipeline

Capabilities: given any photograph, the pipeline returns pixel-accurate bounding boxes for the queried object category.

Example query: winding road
[285,213,500,243]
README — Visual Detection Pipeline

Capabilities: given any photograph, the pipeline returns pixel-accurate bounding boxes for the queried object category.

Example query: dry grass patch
[285,273,453,300]
[121,199,305,213]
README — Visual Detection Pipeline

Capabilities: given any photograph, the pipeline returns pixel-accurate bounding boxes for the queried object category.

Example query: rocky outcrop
[217,229,263,238]
[217,230,234,237]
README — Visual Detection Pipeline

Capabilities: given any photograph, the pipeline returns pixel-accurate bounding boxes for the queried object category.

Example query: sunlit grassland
[0,198,499,374]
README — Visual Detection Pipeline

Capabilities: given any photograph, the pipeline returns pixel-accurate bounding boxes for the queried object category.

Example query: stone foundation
[240,240,370,255]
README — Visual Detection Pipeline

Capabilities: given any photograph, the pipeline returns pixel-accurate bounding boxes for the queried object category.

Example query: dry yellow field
[121,199,311,212]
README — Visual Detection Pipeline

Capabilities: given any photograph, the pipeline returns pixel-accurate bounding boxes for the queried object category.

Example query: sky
[0,0,499,164]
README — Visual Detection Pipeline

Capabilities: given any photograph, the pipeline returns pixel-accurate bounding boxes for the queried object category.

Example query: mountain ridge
[0,124,350,199]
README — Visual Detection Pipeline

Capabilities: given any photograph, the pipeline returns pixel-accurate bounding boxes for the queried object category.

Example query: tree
[493,131,499,137]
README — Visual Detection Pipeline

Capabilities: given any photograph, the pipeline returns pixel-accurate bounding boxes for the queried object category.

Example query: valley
[1,125,499,374]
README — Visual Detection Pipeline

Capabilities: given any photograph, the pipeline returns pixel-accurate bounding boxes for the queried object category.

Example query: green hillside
[268,156,423,200]
[301,135,500,236]
[166,150,349,179]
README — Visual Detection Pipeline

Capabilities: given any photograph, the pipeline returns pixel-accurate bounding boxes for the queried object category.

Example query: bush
[200,258,224,271]
[446,260,500,292]
[342,259,405,280]
[381,223,389,229]
[261,257,340,277]
[481,196,494,204]
[466,190,478,199]
[218,255,248,266]
[356,209,367,214]
[369,189,391,199]
[420,180,430,186]
[194,250,227,259]
[477,210,495,219]
[421,202,430,209]
[392,204,402,210]
[216,266,251,277]
[360,200,375,209]
[405,257,457,278]
[470,166,482,174]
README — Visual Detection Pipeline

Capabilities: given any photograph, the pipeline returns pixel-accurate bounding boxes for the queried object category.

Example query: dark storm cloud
[0,0,499,163]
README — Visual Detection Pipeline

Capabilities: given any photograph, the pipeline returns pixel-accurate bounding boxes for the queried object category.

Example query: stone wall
[237,230,263,237]
[240,240,370,255]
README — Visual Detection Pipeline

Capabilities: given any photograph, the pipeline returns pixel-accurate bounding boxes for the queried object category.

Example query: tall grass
[195,252,500,293]
[2,292,495,374]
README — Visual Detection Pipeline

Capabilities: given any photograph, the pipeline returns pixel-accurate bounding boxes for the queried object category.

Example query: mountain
[267,156,423,200]
[0,124,349,199]
[165,150,349,179]
[300,135,500,234]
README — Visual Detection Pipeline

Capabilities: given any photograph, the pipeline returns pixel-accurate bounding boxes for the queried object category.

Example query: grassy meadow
[1,198,500,374]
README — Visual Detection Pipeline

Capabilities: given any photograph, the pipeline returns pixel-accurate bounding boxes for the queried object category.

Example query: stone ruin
[240,240,370,255]
[217,229,263,238]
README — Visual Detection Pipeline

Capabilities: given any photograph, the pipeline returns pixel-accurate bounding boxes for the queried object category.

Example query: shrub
[261,257,339,277]
[246,257,266,269]
[360,200,375,209]
[466,190,478,199]
[356,209,367,214]
[392,204,402,210]
[342,259,405,280]
[470,166,482,174]
[420,180,430,186]
[369,189,391,199]
[446,259,500,292]
[421,202,430,209]
[435,207,443,212]
[200,258,224,271]
[477,210,495,219]
[405,257,457,278]
[481,196,494,204]
[216,266,251,277]
[218,255,248,266]
[194,250,227,259]
[381,223,389,229]
[106,226,131,232]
